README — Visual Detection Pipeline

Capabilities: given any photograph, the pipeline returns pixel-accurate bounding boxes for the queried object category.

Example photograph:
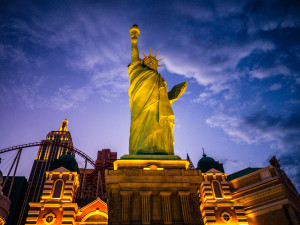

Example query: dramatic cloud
[207,110,300,189]
[51,86,93,110]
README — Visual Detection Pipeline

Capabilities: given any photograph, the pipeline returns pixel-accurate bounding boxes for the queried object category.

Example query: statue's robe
[128,60,175,155]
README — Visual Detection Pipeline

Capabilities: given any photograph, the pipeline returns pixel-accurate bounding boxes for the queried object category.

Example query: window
[212,181,222,198]
[82,211,108,224]
[221,211,232,223]
[85,214,108,222]
[52,180,63,198]
[43,212,56,225]
[46,215,54,223]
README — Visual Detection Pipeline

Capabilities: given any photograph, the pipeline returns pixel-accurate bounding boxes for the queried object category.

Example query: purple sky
[0,0,299,191]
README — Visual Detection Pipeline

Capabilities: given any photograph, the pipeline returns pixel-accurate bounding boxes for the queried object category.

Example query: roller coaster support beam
[80,158,87,198]
[3,147,23,199]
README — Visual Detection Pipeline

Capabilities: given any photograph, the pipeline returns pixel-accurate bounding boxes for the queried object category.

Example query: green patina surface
[227,167,262,181]
[197,154,224,173]
[50,153,80,173]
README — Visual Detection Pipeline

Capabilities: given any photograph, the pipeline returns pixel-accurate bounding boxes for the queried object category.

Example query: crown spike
[157,58,164,62]
[154,51,160,58]
[142,50,147,58]
[149,48,152,56]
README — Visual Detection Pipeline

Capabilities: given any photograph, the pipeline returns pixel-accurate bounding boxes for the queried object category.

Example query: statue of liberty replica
[124,24,187,158]
[106,26,203,225]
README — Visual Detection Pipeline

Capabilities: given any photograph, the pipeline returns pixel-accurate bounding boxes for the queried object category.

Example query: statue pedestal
[105,158,203,225]
[120,154,181,160]
[114,157,188,170]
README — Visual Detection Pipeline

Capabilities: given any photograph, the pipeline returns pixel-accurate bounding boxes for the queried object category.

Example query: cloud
[269,83,282,91]
[50,86,93,111]
[207,111,300,145]
[0,1,134,107]
[248,65,290,79]
[192,92,212,103]
[245,0,300,34]
[280,149,300,191]
[11,76,45,109]
[1,0,299,108]
[161,0,298,94]
[0,43,28,63]
[163,34,275,93]
[222,158,256,174]
[91,67,129,102]
[206,114,255,144]
[207,110,300,189]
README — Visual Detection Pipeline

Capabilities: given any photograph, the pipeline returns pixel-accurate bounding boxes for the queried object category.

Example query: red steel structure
[76,149,117,200]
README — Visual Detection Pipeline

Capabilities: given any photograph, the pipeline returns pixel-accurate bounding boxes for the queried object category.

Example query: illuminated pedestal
[105,158,204,225]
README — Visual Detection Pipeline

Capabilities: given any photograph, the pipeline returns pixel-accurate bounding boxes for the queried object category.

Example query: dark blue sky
[0,0,300,190]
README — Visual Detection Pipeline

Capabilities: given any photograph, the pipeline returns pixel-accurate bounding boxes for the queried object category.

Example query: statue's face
[144,58,158,71]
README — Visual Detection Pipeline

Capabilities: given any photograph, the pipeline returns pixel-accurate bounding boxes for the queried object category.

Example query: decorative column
[120,191,133,224]
[160,191,172,224]
[286,205,300,225]
[178,191,191,224]
[140,191,152,224]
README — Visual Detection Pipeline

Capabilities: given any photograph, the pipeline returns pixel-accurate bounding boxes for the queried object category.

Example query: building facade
[25,154,108,225]
[3,120,299,225]
[228,157,300,225]
[19,119,74,225]
[21,146,300,225]
[196,154,300,225]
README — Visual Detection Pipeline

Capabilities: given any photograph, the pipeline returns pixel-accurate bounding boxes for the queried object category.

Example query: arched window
[82,211,108,224]
[221,211,232,223]
[212,181,222,198]
[85,214,108,222]
[52,180,63,198]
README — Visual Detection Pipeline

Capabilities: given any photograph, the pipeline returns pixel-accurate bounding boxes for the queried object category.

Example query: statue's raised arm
[129,25,140,62]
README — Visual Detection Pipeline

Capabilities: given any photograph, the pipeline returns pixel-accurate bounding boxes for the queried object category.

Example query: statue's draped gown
[128,60,175,155]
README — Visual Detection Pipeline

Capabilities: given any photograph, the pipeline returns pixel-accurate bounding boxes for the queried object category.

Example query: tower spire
[59,119,68,131]
[186,152,195,170]
[202,147,206,157]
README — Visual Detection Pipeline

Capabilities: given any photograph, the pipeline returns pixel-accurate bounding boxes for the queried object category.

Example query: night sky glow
[0,1,300,191]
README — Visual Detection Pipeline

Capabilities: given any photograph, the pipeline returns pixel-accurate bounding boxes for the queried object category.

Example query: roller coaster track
[0,142,96,167]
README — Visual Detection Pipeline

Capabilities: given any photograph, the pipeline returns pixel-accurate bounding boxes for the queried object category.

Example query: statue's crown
[142,48,164,67]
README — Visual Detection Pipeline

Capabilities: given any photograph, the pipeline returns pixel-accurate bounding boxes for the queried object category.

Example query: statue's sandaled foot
[168,81,187,104]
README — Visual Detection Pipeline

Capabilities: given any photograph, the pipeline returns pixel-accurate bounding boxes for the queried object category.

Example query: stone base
[106,158,204,225]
